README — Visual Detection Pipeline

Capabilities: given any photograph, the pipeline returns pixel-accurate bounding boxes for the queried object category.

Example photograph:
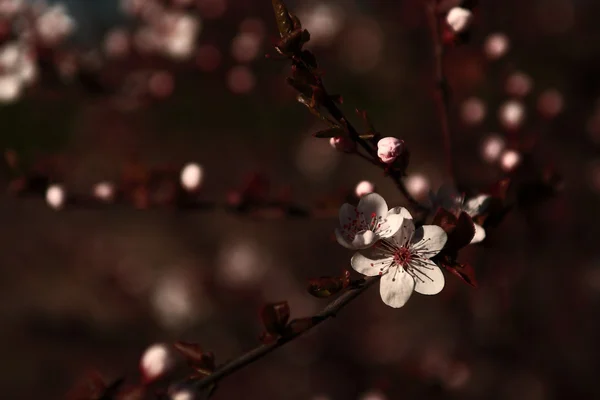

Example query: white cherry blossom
[335,193,406,250]
[351,213,447,308]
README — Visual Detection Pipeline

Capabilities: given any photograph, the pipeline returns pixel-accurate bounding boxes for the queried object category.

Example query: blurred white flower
[0,74,22,103]
[45,184,66,210]
[335,193,406,250]
[446,7,473,33]
[461,97,486,125]
[355,180,375,198]
[231,31,261,63]
[93,181,115,202]
[161,13,201,60]
[480,134,506,164]
[36,4,76,45]
[484,33,510,60]
[171,389,195,400]
[500,149,521,172]
[0,0,24,17]
[180,162,203,191]
[506,71,533,97]
[377,137,403,164]
[351,210,447,308]
[298,3,344,46]
[499,100,525,129]
[405,174,430,199]
[217,239,268,289]
[140,343,174,382]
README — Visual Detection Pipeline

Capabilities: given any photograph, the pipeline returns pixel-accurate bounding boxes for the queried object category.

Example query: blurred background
[0,0,598,398]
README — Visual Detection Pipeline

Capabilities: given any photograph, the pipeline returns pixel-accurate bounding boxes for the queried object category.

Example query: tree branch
[425,1,455,184]
[191,275,381,391]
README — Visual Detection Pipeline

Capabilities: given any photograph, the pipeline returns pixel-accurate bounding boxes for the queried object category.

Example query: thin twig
[425,1,455,184]
[191,275,381,391]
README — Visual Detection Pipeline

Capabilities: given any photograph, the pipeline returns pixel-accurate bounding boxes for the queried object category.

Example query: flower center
[393,246,412,268]
[342,211,384,239]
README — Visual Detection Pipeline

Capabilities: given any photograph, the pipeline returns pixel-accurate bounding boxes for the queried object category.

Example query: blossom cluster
[335,191,490,308]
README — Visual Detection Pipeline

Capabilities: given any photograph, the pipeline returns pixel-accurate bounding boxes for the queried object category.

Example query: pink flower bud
[329,136,355,152]
[140,343,174,382]
[377,137,403,164]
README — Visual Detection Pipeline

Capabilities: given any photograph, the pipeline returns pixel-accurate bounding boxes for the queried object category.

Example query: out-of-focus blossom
[355,180,375,198]
[170,389,194,400]
[92,181,115,202]
[359,390,388,400]
[296,134,339,181]
[405,173,430,199]
[0,42,37,103]
[500,149,521,172]
[140,343,174,382]
[446,7,473,33]
[36,4,76,46]
[0,74,21,103]
[461,97,486,125]
[298,3,344,46]
[216,239,268,289]
[506,71,533,97]
[499,100,525,129]
[148,70,174,98]
[197,0,227,19]
[226,65,255,94]
[537,89,564,118]
[151,271,206,329]
[161,13,201,60]
[351,210,447,308]
[335,193,405,250]
[339,18,383,73]
[103,29,130,58]
[46,184,66,210]
[377,137,403,164]
[196,44,221,71]
[484,33,510,60]
[180,162,203,191]
[0,0,24,18]
[231,31,262,63]
[480,134,506,164]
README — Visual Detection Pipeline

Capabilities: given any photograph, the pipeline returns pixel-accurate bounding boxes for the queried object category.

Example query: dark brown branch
[425,1,455,184]
[191,275,381,391]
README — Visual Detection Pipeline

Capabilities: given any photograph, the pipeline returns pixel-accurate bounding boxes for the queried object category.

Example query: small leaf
[442,260,478,288]
[447,212,476,251]
[307,270,350,298]
[271,0,294,37]
[313,127,345,138]
[432,207,458,234]
[260,301,290,335]
[174,341,204,365]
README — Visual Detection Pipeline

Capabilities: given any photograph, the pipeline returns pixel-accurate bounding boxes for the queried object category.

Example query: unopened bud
[329,136,355,152]
[499,100,525,130]
[355,180,375,197]
[446,7,473,33]
[180,162,203,191]
[377,137,403,164]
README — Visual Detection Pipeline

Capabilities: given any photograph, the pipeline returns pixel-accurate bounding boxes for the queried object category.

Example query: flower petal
[334,228,354,249]
[351,229,377,249]
[387,206,413,220]
[356,193,388,219]
[411,225,447,258]
[463,194,491,216]
[412,260,445,295]
[378,213,403,238]
[338,203,357,227]
[351,251,392,277]
[391,218,415,247]
[470,223,486,244]
[380,268,415,308]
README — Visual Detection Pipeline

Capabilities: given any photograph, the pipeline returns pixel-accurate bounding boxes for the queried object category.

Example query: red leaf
[173,341,204,365]
[446,212,475,251]
[443,261,478,288]
[432,207,458,234]
[307,270,350,298]
[260,301,290,335]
